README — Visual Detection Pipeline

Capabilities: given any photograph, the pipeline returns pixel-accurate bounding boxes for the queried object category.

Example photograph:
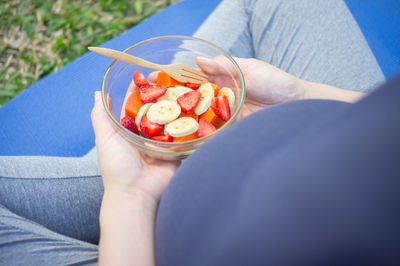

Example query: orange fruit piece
[199,107,225,128]
[157,71,184,87]
[178,111,199,122]
[173,131,199,142]
[125,90,143,119]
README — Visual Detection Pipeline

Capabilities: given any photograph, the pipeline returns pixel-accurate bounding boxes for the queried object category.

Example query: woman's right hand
[196,56,303,118]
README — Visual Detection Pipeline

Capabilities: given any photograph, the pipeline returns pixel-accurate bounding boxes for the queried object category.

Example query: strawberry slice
[140,115,164,137]
[177,90,201,113]
[150,135,173,142]
[133,70,149,88]
[198,118,216,138]
[140,84,167,103]
[121,116,139,135]
[185,82,201,90]
[211,95,231,121]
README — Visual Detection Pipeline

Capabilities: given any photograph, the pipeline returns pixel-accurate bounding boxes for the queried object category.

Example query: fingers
[196,56,225,75]
[196,55,238,77]
[126,79,137,94]
[91,91,117,144]
[148,56,240,85]
[148,71,159,84]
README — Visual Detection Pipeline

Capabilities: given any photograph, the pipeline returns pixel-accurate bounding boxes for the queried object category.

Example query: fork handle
[88,47,164,71]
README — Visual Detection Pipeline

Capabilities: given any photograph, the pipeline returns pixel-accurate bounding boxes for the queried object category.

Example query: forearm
[99,189,158,266]
[299,79,365,103]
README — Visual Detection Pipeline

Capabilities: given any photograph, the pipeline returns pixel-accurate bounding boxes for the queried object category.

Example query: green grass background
[0,0,177,106]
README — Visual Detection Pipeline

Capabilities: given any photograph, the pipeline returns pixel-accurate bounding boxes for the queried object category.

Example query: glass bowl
[101,35,245,160]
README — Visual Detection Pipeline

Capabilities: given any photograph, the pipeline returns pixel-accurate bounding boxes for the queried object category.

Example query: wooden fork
[88,46,208,83]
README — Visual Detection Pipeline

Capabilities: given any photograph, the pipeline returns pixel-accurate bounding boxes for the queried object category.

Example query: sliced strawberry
[150,135,173,142]
[211,95,231,121]
[198,118,217,138]
[121,116,139,135]
[140,115,164,138]
[185,82,201,90]
[177,90,201,113]
[140,84,167,103]
[133,70,149,88]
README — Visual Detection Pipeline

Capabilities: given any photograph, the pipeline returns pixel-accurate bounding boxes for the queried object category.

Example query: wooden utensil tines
[88,46,208,83]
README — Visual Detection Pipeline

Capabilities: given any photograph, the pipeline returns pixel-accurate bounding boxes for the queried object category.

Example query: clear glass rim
[101,35,246,148]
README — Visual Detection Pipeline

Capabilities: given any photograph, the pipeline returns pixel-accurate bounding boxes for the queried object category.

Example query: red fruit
[198,118,217,138]
[140,115,164,138]
[121,116,139,135]
[150,135,173,142]
[211,95,231,121]
[177,90,201,113]
[185,82,201,90]
[133,70,149,88]
[140,84,167,103]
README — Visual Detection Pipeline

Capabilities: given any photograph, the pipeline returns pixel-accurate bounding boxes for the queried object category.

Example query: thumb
[91,91,117,144]
[196,55,237,77]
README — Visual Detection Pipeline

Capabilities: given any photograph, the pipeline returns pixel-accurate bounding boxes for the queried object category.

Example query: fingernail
[95,91,101,102]
[197,56,212,63]
[197,56,213,73]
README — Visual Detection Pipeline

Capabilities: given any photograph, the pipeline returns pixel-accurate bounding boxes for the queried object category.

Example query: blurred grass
[0,0,177,106]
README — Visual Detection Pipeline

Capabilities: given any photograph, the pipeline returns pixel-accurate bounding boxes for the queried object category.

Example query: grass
[0,0,177,106]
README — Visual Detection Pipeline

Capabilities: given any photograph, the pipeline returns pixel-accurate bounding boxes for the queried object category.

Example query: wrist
[101,188,158,217]
[99,188,157,266]
[298,79,365,103]
[285,74,313,101]
[292,76,308,100]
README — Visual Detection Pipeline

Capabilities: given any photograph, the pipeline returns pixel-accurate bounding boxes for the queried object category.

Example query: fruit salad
[120,70,235,143]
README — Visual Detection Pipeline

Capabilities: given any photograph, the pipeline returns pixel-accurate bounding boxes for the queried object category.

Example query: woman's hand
[92,91,180,266]
[91,91,179,203]
[196,56,303,118]
[196,56,364,114]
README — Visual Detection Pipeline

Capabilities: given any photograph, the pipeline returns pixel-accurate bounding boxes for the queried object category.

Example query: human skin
[195,56,365,118]
[91,91,179,266]
[92,57,365,266]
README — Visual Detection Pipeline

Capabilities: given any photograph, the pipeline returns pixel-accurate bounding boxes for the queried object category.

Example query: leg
[194,0,385,92]
[0,147,103,244]
[0,204,98,265]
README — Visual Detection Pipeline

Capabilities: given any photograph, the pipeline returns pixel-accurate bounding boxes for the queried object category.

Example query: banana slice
[158,86,193,101]
[194,82,214,115]
[135,103,153,127]
[165,117,199,137]
[147,100,181,124]
[218,87,235,109]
